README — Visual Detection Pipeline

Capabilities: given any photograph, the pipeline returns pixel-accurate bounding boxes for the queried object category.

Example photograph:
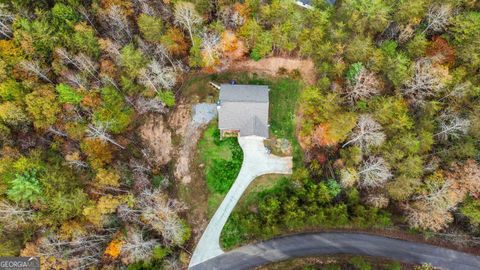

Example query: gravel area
[193,103,217,126]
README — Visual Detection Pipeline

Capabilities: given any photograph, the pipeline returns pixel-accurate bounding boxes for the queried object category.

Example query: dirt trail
[229,57,316,85]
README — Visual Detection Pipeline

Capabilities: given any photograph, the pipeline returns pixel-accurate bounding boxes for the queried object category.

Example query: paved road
[189,136,293,267]
[190,232,480,270]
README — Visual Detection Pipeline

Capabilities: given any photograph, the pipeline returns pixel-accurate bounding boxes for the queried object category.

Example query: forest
[0,0,479,269]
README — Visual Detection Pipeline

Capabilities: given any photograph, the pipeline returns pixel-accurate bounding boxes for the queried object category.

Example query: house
[295,0,336,9]
[295,0,313,9]
[217,84,269,138]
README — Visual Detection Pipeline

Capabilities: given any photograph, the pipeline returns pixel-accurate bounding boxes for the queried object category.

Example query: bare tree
[365,194,389,209]
[220,6,245,29]
[86,123,125,149]
[37,232,112,270]
[77,6,98,33]
[435,113,470,141]
[339,167,359,188]
[74,53,100,80]
[139,60,177,92]
[99,38,122,63]
[439,82,471,101]
[135,96,166,114]
[134,0,156,16]
[121,228,159,264]
[343,114,385,151]
[0,5,13,38]
[413,180,454,210]
[19,60,52,83]
[201,32,221,67]
[403,58,444,104]
[174,2,202,45]
[358,156,392,188]
[344,68,381,105]
[0,200,33,230]
[405,203,453,232]
[99,5,132,45]
[423,4,453,34]
[136,189,188,245]
[65,151,88,170]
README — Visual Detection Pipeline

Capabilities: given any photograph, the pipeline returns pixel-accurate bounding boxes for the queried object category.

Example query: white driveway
[189,136,293,268]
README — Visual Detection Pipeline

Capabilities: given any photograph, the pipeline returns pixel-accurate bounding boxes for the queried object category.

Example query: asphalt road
[190,232,480,270]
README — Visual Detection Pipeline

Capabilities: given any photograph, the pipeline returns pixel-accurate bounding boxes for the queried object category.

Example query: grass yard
[268,78,302,141]
[198,122,243,195]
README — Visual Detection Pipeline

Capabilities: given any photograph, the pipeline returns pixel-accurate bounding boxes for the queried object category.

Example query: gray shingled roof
[219,84,269,103]
[218,84,269,138]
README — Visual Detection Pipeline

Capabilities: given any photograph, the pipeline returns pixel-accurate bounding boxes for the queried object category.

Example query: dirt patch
[229,57,316,85]
[174,104,217,184]
[168,104,191,137]
[139,115,173,167]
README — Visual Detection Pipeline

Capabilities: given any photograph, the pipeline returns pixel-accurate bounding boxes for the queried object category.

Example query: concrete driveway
[191,232,480,270]
[189,136,293,268]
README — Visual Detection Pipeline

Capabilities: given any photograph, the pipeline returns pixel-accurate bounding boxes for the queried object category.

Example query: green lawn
[198,122,243,195]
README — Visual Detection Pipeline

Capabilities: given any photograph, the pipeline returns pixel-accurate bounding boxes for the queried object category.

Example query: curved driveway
[189,136,293,268]
[190,232,480,270]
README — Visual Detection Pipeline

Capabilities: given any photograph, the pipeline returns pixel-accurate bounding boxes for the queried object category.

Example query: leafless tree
[136,189,188,245]
[403,58,444,104]
[99,5,132,45]
[339,167,359,188]
[134,0,156,16]
[174,1,202,45]
[0,5,13,38]
[0,200,33,230]
[77,6,98,33]
[37,231,113,270]
[358,156,392,188]
[135,96,166,114]
[435,113,470,141]
[201,32,221,66]
[405,204,453,232]
[423,4,453,34]
[439,82,471,101]
[65,152,88,170]
[345,68,381,105]
[62,71,89,89]
[413,180,454,210]
[121,228,159,264]
[19,61,52,83]
[86,123,125,149]
[365,194,389,209]
[47,127,68,138]
[343,114,385,151]
[139,60,177,92]
[220,6,245,29]
[74,53,100,80]
[100,38,122,63]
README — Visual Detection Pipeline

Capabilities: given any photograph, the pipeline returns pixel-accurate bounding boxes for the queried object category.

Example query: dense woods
[0,0,479,269]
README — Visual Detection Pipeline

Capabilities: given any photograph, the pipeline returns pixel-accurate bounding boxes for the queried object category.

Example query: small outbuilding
[217,84,269,138]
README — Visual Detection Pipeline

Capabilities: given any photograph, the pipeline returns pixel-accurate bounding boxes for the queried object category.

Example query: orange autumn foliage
[312,124,337,147]
[426,36,455,66]
[100,0,133,16]
[104,239,124,259]
[221,31,247,60]
[161,28,189,57]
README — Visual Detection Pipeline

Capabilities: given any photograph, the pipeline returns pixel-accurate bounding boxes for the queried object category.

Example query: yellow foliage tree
[95,168,121,187]
[83,195,124,227]
[104,239,124,259]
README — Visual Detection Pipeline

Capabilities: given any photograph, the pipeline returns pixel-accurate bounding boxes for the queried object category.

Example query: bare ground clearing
[228,57,316,85]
